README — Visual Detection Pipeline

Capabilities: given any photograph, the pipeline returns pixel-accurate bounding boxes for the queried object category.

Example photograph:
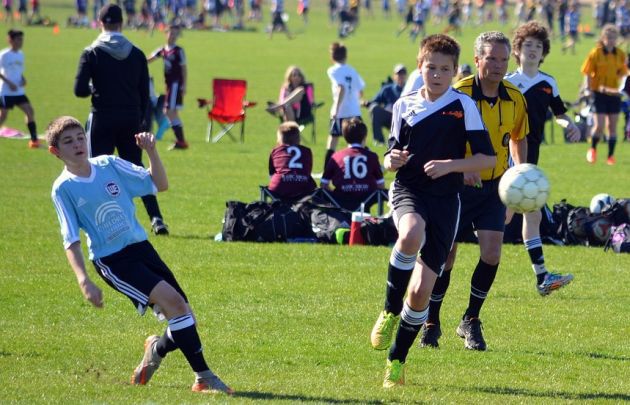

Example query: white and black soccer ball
[589,193,616,214]
[498,164,550,214]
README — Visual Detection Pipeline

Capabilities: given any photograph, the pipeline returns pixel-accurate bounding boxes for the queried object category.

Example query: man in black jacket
[75,3,169,235]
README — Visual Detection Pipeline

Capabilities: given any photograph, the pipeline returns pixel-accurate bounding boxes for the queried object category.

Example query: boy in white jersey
[0,30,39,148]
[47,116,234,396]
[506,21,580,295]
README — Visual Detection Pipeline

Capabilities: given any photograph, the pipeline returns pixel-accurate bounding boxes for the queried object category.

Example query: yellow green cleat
[383,359,405,388]
[370,310,399,350]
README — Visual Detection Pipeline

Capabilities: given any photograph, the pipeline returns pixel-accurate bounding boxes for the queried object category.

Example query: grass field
[1,1,629,403]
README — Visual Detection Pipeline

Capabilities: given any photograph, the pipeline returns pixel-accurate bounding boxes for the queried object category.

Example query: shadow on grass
[454,385,630,401]
[523,349,629,362]
[234,390,415,404]
[163,233,214,241]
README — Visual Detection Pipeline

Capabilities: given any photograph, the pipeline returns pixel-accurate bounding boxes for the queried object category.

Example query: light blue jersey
[51,155,157,260]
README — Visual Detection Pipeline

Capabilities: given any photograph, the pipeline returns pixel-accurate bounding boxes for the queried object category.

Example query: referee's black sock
[465,259,498,319]
[27,121,37,142]
[167,313,209,373]
[427,269,451,325]
[323,149,335,172]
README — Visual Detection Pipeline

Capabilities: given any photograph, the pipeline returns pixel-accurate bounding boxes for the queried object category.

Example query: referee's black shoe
[456,317,486,351]
[419,323,442,348]
[151,217,169,236]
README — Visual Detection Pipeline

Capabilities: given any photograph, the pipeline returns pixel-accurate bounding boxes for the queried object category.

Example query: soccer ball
[589,193,616,214]
[498,164,550,213]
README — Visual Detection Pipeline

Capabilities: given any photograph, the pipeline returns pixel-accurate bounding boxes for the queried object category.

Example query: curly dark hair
[512,21,550,66]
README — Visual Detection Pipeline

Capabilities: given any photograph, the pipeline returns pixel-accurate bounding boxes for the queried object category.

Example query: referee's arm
[74,51,92,98]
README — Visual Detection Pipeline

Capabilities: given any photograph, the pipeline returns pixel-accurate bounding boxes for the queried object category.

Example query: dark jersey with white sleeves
[387,86,494,196]
[321,144,385,197]
[505,69,567,145]
[150,45,186,85]
[268,144,317,199]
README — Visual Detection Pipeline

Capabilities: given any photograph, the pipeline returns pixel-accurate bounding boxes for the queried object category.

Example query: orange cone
[52,24,60,35]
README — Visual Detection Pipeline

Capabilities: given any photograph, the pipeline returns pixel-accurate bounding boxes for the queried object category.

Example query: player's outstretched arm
[136,132,168,192]
[65,242,103,308]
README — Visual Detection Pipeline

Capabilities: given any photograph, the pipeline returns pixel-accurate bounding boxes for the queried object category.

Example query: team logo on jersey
[502,133,510,147]
[442,110,464,119]
[540,86,552,95]
[105,182,121,197]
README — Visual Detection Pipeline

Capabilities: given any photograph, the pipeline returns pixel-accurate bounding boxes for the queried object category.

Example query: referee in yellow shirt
[581,24,628,165]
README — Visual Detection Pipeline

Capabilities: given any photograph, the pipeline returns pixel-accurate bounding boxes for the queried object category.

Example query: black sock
[27,121,37,142]
[155,329,178,358]
[383,248,416,315]
[525,237,547,284]
[608,137,617,158]
[172,124,185,143]
[465,259,499,319]
[323,149,335,172]
[168,314,209,372]
[389,303,427,363]
[141,194,163,221]
[591,136,600,149]
[427,269,451,325]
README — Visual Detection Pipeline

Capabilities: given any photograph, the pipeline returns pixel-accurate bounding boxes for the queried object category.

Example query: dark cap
[393,63,407,74]
[7,29,23,39]
[99,3,123,24]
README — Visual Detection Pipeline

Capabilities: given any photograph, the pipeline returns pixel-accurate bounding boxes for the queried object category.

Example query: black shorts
[165,81,183,110]
[92,241,188,316]
[456,178,506,241]
[272,11,285,28]
[592,91,621,115]
[329,116,361,137]
[0,95,29,109]
[527,138,541,165]
[391,183,461,275]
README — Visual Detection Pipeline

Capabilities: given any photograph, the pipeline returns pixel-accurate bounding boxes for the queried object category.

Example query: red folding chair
[197,78,256,143]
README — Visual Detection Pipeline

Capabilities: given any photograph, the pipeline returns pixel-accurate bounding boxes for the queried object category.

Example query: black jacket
[74,32,149,116]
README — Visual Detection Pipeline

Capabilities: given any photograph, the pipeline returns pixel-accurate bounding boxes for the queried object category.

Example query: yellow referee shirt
[454,75,529,181]
[581,46,628,93]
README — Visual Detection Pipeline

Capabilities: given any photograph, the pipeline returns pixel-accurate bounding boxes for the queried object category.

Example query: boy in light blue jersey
[47,116,234,396]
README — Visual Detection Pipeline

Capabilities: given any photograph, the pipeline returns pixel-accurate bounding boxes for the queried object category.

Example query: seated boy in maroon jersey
[321,118,385,211]
[268,121,317,200]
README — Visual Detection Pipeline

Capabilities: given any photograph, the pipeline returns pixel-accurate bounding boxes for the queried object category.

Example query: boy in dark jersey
[368,34,495,388]
[321,118,384,210]
[505,21,580,295]
[268,121,316,200]
[148,24,188,150]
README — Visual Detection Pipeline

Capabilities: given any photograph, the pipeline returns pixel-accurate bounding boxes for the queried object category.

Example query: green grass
[1,1,630,403]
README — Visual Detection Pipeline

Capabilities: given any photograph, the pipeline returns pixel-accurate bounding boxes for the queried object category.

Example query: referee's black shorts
[391,183,461,275]
[87,111,144,166]
[456,178,506,242]
[92,241,188,317]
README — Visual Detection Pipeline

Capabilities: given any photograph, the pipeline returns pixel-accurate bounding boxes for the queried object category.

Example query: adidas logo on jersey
[77,197,87,207]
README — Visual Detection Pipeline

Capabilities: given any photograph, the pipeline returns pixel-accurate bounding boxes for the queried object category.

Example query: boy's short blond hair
[277,121,301,145]
[46,116,84,148]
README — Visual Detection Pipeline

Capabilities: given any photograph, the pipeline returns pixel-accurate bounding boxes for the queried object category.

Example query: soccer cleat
[419,323,442,348]
[537,272,574,296]
[586,148,596,164]
[130,335,162,385]
[28,139,40,149]
[383,359,405,388]
[370,310,399,350]
[456,317,487,351]
[151,217,169,235]
[606,156,616,165]
[168,140,189,150]
[192,374,235,395]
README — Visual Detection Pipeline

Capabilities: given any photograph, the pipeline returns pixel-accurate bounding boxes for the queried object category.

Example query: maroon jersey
[150,45,186,85]
[321,145,385,199]
[268,144,316,199]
